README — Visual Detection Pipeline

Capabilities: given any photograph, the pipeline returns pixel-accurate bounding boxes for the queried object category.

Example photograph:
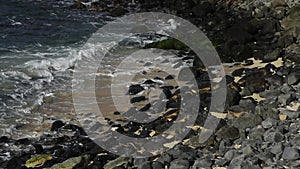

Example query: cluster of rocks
[70,0,300,63]
[1,0,300,168]
[138,0,299,63]
[0,121,119,169]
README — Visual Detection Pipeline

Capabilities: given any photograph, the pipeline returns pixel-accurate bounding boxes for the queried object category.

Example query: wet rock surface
[2,0,300,169]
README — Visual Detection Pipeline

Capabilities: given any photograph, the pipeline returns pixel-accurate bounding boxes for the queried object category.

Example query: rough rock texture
[2,0,300,169]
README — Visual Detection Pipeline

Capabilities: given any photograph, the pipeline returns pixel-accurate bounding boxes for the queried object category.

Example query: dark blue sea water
[0,0,112,135]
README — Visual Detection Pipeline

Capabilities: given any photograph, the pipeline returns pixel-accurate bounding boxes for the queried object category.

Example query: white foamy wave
[0,70,31,80]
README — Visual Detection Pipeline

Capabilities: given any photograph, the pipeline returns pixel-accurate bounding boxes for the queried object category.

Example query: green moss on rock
[103,156,130,169]
[48,156,82,169]
[25,154,53,168]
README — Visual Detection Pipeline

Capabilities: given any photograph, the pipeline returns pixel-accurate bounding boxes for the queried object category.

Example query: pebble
[270,142,283,155]
[280,110,300,119]
[263,48,281,62]
[169,159,190,169]
[165,75,175,80]
[160,88,173,100]
[215,126,240,141]
[192,157,212,168]
[242,145,254,155]
[282,147,300,160]
[264,130,284,142]
[177,67,194,81]
[130,96,147,103]
[228,154,245,169]
[233,113,263,131]
[128,84,144,95]
[226,87,241,108]
[262,118,277,129]
[278,93,292,106]
[140,161,164,169]
[271,0,288,8]
[291,136,300,146]
[51,120,65,131]
[224,150,237,161]
[288,72,300,85]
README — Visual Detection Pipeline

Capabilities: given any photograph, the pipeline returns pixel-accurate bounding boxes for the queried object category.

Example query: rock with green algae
[47,156,84,169]
[103,156,131,169]
[25,154,53,168]
[145,39,187,50]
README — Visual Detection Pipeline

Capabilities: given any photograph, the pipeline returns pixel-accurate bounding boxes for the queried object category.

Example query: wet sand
[15,52,283,139]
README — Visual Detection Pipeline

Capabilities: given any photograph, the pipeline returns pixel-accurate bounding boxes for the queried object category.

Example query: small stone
[291,136,300,146]
[193,157,212,168]
[241,160,263,169]
[263,48,281,62]
[256,151,274,162]
[114,111,121,115]
[260,19,280,35]
[255,105,279,120]
[224,150,236,161]
[232,68,245,77]
[144,62,152,66]
[32,144,44,154]
[140,161,164,169]
[51,120,65,131]
[0,136,9,143]
[271,0,288,8]
[103,157,130,169]
[226,87,241,108]
[233,113,262,131]
[288,72,300,85]
[25,154,53,168]
[215,126,240,141]
[280,110,300,119]
[270,143,283,155]
[262,118,276,129]
[157,153,173,164]
[139,103,151,111]
[278,93,292,106]
[242,145,254,155]
[160,88,172,100]
[282,147,300,160]
[279,114,287,121]
[178,67,193,81]
[169,159,190,169]
[128,84,144,95]
[264,130,284,142]
[130,96,146,103]
[248,126,265,141]
[277,34,295,48]
[165,75,175,80]
[143,79,158,85]
[244,59,254,66]
[134,158,147,168]
[151,161,164,169]
[280,84,293,94]
[228,154,245,169]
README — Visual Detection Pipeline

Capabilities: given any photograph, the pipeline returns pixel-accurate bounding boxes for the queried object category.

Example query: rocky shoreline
[1,0,300,168]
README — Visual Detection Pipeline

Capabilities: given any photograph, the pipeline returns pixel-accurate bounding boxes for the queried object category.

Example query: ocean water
[0,0,197,139]
[0,0,168,138]
[0,0,112,136]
